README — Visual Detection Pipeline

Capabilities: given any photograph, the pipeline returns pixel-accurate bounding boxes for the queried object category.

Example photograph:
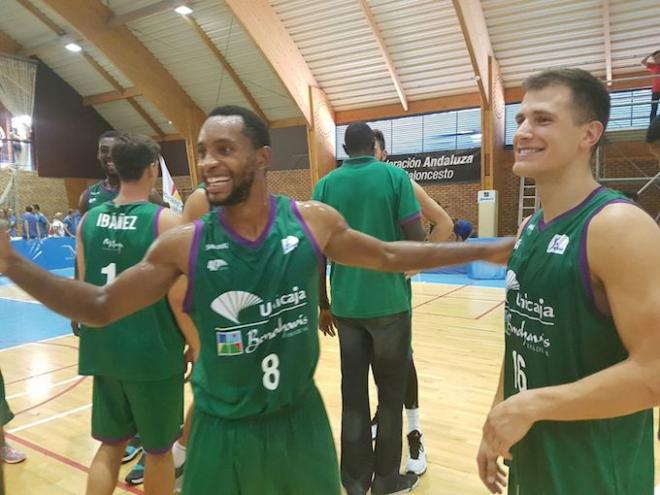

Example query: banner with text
[385,148,481,184]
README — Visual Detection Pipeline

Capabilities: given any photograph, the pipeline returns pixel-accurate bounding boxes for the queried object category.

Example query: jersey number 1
[101,263,117,285]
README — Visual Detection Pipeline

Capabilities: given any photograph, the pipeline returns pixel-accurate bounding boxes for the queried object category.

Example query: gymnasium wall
[0,169,69,221]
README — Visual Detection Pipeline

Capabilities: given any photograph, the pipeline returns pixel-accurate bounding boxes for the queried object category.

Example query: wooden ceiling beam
[357,0,407,111]
[452,0,494,105]
[602,0,613,86]
[180,15,270,124]
[39,0,206,185]
[0,31,23,55]
[82,87,141,106]
[107,0,186,27]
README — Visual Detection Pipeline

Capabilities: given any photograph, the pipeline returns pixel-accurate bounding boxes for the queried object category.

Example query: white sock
[172,441,186,469]
[406,408,421,434]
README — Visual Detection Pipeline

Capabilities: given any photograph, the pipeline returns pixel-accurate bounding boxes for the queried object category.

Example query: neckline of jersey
[341,156,379,168]
[216,195,277,250]
[537,185,604,232]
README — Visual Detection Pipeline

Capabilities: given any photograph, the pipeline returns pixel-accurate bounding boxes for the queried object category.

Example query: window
[504,89,653,145]
[335,108,481,159]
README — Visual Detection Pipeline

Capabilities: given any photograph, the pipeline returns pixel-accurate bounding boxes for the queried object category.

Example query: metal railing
[0,139,34,169]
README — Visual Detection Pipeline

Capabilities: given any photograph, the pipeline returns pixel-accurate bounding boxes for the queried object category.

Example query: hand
[476,437,507,494]
[71,321,80,337]
[183,345,195,382]
[483,393,536,460]
[319,308,336,337]
[484,238,516,265]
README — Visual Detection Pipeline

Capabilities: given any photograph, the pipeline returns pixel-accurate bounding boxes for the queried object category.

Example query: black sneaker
[174,462,185,493]
[405,430,427,476]
[371,473,419,495]
[122,436,142,464]
[125,453,145,485]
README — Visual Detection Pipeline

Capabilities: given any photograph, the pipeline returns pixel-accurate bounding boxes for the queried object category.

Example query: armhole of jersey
[153,207,164,238]
[579,199,632,317]
[183,219,203,314]
[289,199,323,266]
[399,210,421,227]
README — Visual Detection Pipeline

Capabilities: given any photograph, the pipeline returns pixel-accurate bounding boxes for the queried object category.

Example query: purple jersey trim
[153,207,164,238]
[579,199,631,315]
[143,435,181,455]
[217,195,276,249]
[538,186,604,232]
[183,220,203,314]
[290,199,323,264]
[399,211,422,226]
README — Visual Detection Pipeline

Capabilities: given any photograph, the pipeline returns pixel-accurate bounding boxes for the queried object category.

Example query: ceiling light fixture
[174,5,193,15]
[65,42,82,53]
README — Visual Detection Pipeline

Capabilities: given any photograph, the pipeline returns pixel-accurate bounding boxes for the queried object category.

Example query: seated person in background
[452,218,474,241]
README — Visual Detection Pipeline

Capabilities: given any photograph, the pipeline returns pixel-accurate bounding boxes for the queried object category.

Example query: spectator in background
[50,213,66,237]
[32,204,49,239]
[63,209,79,237]
[21,206,38,240]
[647,116,660,159]
[641,51,660,121]
[452,218,474,241]
[7,209,16,237]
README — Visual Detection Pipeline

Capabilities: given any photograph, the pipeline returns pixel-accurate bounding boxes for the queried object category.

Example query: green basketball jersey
[504,187,653,494]
[79,202,185,381]
[185,195,322,420]
[83,180,119,211]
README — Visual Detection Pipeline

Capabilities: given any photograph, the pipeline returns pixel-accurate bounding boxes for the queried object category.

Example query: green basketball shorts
[0,370,14,426]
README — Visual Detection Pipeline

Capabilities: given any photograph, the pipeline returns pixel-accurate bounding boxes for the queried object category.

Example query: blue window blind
[504,89,653,145]
[336,108,481,159]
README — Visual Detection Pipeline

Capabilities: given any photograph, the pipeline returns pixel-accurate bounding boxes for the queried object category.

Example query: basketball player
[76,134,192,495]
[477,69,660,495]
[0,106,512,495]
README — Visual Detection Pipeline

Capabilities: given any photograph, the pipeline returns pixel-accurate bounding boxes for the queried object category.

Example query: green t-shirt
[505,187,652,494]
[79,202,185,381]
[312,156,420,318]
[83,180,119,211]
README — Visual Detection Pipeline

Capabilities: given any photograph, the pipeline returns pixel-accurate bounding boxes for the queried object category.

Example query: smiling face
[513,85,603,180]
[197,115,269,207]
[97,137,118,178]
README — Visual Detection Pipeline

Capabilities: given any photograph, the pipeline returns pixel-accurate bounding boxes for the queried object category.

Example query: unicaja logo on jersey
[506,269,556,326]
[207,259,228,271]
[505,270,520,292]
[211,291,263,324]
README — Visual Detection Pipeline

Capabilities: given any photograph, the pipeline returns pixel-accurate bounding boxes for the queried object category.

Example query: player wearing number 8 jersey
[0,106,514,495]
[477,69,660,495]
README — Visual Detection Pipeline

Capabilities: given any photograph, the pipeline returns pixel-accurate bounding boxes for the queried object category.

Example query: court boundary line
[412,284,468,310]
[5,431,144,494]
[13,376,87,416]
[7,375,82,400]
[9,402,91,433]
[0,333,71,353]
[6,363,78,386]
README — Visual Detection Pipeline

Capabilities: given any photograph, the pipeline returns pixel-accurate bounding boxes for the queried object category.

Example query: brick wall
[0,169,71,222]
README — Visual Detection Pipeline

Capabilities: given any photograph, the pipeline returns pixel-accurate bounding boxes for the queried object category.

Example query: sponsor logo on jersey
[102,238,124,253]
[210,287,310,356]
[505,311,551,356]
[95,213,138,231]
[207,259,228,272]
[216,330,244,356]
[546,234,569,255]
[205,243,229,251]
[505,270,520,292]
[281,235,299,255]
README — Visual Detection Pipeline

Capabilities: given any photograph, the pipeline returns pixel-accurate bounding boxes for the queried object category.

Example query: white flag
[159,156,183,213]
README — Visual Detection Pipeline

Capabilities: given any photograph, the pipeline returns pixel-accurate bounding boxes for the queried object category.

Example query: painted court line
[13,376,87,416]
[8,403,92,434]
[0,296,40,304]
[476,300,506,319]
[6,363,78,385]
[5,432,144,495]
[6,375,83,400]
[0,333,71,353]
[412,284,468,310]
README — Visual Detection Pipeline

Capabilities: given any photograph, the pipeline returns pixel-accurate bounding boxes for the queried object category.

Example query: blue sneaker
[125,453,145,485]
[122,436,142,464]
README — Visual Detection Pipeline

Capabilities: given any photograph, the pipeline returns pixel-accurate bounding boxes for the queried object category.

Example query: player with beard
[0,105,513,495]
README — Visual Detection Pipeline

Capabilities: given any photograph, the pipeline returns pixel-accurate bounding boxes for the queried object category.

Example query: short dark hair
[646,117,660,143]
[653,50,660,57]
[207,105,270,149]
[99,130,121,142]
[344,122,374,156]
[523,68,610,137]
[25,205,33,212]
[32,204,40,211]
[373,129,386,151]
[110,133,161,182]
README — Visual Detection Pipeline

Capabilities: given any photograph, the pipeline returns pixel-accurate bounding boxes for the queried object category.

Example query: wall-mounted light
[65,42,82,52]
[174,5,193,15]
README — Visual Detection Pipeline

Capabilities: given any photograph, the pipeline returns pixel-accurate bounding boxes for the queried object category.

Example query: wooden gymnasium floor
[2,277,660,494]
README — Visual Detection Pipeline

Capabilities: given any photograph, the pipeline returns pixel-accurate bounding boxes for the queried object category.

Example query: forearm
[4,251,106,324]
[492,360,505,408]
[527,358,660,422]
[376,240,492,272]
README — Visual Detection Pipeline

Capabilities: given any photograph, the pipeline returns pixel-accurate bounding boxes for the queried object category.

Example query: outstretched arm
[0,225,193,326]
[298,201,512,272]
[641,53,652,66]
